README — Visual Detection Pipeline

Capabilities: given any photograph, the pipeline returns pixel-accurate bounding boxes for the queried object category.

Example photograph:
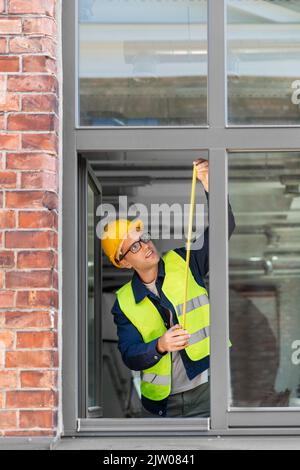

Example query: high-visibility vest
[115,249,212,402]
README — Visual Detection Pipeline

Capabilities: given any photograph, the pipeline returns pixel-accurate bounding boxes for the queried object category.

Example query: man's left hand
[193,158,209,192]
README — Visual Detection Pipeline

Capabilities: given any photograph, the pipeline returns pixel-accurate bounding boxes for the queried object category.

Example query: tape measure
[181,162,198,330]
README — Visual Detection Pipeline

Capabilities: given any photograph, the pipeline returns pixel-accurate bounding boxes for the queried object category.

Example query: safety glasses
[118,232,151,262]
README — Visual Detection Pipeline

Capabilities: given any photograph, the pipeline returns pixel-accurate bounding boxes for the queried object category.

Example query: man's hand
[157,324,191,353]
[193,158,209,192]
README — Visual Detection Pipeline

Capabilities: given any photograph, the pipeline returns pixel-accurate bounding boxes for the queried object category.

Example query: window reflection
[227,0,300,125]
[78,0,207,126]
[229,152,300,407]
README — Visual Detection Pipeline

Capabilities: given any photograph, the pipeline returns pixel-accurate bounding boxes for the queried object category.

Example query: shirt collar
[132,256,165,304]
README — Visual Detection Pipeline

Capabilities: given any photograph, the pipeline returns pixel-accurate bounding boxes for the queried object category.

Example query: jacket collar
[132,256,165,304]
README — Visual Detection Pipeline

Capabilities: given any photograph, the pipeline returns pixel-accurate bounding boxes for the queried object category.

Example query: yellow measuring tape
[181,162,198,331]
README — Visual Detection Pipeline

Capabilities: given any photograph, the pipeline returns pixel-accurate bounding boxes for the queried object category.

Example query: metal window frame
[78,156,103,419]
[62,0,300,436]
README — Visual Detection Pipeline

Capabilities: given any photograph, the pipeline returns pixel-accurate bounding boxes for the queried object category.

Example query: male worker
[101,159,236,418]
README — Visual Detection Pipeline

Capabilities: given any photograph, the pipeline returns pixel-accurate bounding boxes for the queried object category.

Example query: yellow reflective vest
[115,249,211,402]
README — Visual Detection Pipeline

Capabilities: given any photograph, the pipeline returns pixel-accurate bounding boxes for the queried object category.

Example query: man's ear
[118,258,133,269]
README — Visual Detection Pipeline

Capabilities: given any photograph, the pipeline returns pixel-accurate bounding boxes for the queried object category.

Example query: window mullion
[208,0,227,128]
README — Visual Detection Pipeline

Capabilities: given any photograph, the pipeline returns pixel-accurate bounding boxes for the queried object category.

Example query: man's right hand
[157,324,191,353]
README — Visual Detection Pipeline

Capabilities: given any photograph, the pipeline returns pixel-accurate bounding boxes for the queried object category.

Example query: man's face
[117,229,160,270]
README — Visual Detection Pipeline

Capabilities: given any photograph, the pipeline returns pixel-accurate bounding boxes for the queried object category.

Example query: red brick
[16,290,58,309]
[17,331,56,349]
[5,311,52,329]
[53,269,58,290]
[0,392,3,408]
[18,211,54,229]
[8,114,55,132]
[51,231,57,249]
[0,191,3,207]
[0,37,6,53]
[17,250,54,268]
[6,153,57,171]
[6,190,57,209]
[0,133,20,150]
[0,56,19,72]
[6,230,52,248]
[9,36,56,56]
[53,213,58,231]
[9,0,56,17]
[0,411,17,429]
[0,330,14,349]
[6,351,54,368]
[0,93,19,112]
[21,171,56,190]
[0,210,16,228]
[4,430,55,436]
[6,390,57,408]
[0,18,22,34]
[0,75,5,89]
[23,17,57,36]
[40,190,57,210]
[0,1,4,14]
[0,371,17,389]
[0,290,14,308]
[23,55,56,73]
[20,370,56,389]
[22,94,58,114]
[0,271,3,288]
[6,190,45,208]
[6,270,52,289]
[0,250,14,267]
[22,133,58,154]
[20,410,53,429]
[0,171,16,187]
[8,75,57,93]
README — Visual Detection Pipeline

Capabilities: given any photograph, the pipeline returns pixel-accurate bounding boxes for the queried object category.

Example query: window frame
[62,0,300,436]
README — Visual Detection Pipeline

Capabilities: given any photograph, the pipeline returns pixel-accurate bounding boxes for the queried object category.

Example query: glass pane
[78,0,207,126]
[96,150,211,418]
[227,0,300,125]
[87,182,96,407]
[228,152,300,407]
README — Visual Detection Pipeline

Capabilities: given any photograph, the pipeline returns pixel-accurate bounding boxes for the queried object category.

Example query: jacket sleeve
[111,298,168,371]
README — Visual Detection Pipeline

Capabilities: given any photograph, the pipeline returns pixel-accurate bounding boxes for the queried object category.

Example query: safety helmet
[101,218,144,268]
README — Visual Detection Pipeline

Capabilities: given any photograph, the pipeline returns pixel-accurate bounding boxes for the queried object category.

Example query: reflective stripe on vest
[189,326,210,345]
[141,373,170,386]
[115,249,212,402]
[176,294,209,317]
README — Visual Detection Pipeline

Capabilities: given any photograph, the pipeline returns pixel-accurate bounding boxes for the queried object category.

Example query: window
[78,0,208,126]
[227,0,300,125]
[62,0,300,435]
[228,152,300,408]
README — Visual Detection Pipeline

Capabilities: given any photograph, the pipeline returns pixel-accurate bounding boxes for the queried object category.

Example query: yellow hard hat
[101,218,144,268]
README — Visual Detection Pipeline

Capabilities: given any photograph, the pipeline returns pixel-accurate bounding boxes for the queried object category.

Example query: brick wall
[0,0,60,437]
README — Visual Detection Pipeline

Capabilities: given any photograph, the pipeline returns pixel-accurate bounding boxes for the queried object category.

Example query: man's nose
[142,240,152,252]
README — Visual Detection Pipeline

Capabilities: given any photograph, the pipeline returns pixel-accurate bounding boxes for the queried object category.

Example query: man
[101,159,236,418]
